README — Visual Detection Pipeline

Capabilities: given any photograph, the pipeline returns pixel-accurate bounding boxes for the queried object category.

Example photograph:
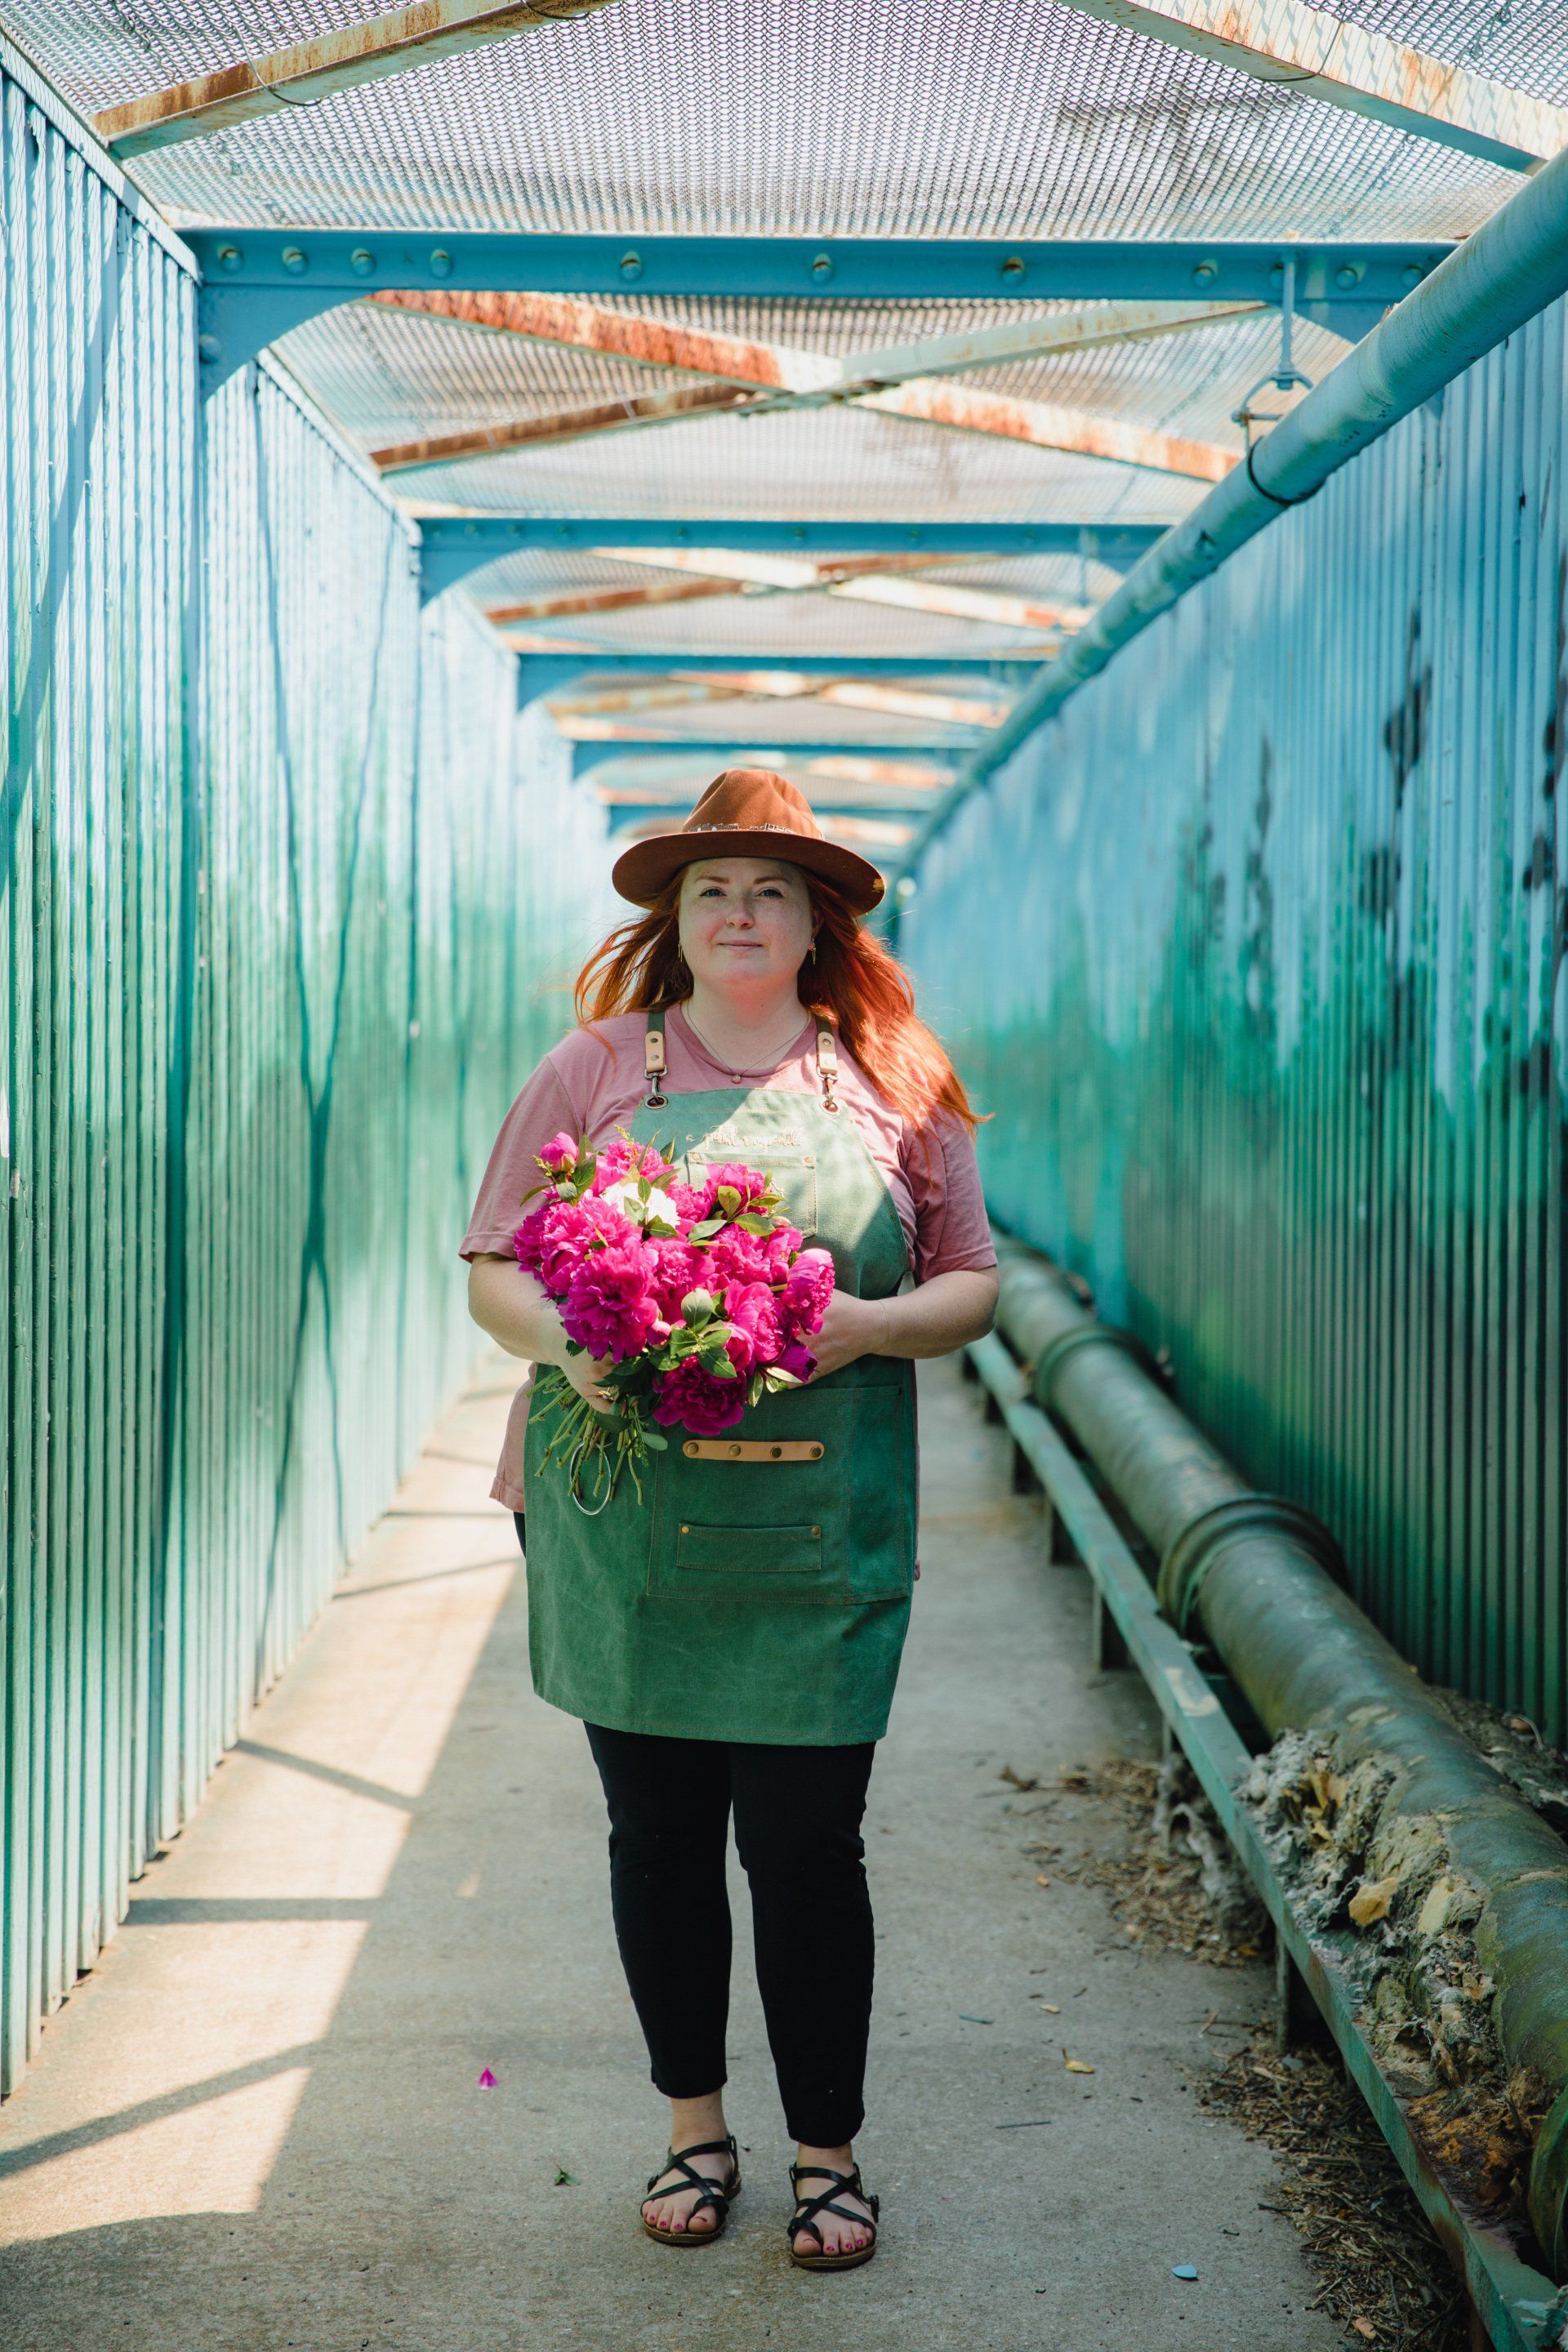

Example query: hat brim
[610,823,886,916]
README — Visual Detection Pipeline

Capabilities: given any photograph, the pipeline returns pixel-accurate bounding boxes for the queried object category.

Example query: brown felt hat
[610,768,886,916]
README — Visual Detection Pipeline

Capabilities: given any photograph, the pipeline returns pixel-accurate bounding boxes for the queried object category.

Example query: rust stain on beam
[372,383,756,473]
[95,0,621,156]
[860,382,1238,481]
[483,578,745,623]
[366,289,838,393]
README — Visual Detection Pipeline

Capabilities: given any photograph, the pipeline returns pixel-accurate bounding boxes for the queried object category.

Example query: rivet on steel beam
[429,247,453,278]
[198,333,220,364]
[1192,258,1218,283]
[619,251,644,281]
[1000,256,1025,282]
[350,247,376,278]
[216,243,243,274]
[281,245,308,274]
[810,252,835,283]
[1334,262,1365,289]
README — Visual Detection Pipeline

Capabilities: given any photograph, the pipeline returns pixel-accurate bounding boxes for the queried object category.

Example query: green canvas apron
[522,1012,917,1745]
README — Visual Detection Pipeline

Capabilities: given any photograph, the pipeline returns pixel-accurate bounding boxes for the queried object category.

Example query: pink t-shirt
[460,1004,996,1508]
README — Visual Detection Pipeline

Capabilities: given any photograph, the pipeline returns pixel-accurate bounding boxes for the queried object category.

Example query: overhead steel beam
[368,285,1270,393]
[185,234,1448,388]
[835,301,1272,385]
[570,739,966,778]
[514,653,1045,703]
[372,382,755,473]
[94,0,618,158]
[418,514,1167,599]
[580,546,1094,633]
[488,577,741,622]
[1046,0,1566,173]
[375,368,1236,485]
[855,382,1236,479]
[551,675,1010,727]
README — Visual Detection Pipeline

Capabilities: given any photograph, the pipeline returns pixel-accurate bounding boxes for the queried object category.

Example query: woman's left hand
[805,1290,892,1380]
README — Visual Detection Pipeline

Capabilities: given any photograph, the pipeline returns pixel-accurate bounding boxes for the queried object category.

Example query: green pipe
[993,1233,1568,2278]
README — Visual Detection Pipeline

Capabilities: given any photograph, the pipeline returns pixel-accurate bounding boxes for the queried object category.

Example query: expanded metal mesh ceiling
[9,0,1516,238]
[1,0,1542,775]
[1299,0,1568,108]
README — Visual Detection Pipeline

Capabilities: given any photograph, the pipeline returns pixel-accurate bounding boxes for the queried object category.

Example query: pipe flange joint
[1156,1494,1347,1635]
[1031,1321,1160,1411]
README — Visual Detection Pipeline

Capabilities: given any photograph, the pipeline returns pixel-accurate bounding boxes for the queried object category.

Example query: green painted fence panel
[1,40,610,2093]
[902,294,1567,1740]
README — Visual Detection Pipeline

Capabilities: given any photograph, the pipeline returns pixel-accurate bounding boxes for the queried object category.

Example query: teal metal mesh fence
[1,42,608,2092]
[902,296,1566,1741]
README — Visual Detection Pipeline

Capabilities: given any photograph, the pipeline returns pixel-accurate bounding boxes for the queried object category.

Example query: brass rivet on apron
[728,1442,742,1457]
[680,1523,690,1534]
[770,1444,782,1458]
[810,1444,823,1458]
[811,1526,821,1537]
[683,1441,697,1456]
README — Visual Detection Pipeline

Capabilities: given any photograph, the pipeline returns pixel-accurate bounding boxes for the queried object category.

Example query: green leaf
[764,1366,804,1392]
[686,1217,724,1242]
[680,1288,718,1325]
[641,1430,668,1451]
[734,1213,773,1235]
[715,1185,742,1217]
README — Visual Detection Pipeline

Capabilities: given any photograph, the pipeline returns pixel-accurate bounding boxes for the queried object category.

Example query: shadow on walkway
[0,1355,1340,2352]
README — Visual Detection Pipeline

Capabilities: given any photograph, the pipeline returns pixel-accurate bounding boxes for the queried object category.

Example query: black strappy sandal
[786,2160,880,2272]
[640,2135,742,2247]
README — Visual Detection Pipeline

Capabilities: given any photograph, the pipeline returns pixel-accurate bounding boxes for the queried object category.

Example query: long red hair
[574,871,980,1134]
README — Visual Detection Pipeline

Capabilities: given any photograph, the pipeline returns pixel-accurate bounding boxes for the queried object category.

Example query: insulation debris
[1243,1725,1555,2232]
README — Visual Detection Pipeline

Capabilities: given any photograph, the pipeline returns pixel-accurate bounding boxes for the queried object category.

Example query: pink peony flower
[704,1225,774,1289]
[724,1280,785,1371]
[705,1161,768,1208]
[778,1246,836,1338]
[653,1358,747,1436]
[666,1179,713,1225]
[514,1193,626,1296]
[648,1236,710,1321]
[777,1339,817,1383]
[593,1138,673,1190]
[763,1223,804,1277]
[537,1132,581,1174]
[560,1236,661,1361]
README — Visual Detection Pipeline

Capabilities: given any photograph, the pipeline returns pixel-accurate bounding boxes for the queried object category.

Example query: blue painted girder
[518,653,1040,705]
[423,515,1169,599]
[186,231,1448,385]
[571,738,968,777]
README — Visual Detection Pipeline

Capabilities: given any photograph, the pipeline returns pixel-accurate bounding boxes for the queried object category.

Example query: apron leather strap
[644,1009,668,1108]
[814,1019,841,1115]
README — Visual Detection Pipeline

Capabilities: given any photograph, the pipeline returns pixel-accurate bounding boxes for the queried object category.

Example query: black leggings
[515,1517,877,2145]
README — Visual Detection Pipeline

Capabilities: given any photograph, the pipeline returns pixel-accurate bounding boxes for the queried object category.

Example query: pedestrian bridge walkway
[0,1356,1337,2352]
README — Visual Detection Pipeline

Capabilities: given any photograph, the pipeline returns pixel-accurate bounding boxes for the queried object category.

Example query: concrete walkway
[0,1354,1340,2352]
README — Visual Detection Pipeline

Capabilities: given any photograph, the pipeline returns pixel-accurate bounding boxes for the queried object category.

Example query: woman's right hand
[557,1345,616,1415]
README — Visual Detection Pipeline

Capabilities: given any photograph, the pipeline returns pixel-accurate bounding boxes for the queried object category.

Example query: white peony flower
[602,1178,681,1235]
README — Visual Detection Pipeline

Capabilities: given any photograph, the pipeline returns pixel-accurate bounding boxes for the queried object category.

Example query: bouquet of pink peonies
[513,1130,836,1511]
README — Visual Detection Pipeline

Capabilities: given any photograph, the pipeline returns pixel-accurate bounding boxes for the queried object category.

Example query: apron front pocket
[648,1388,849,1604]
[676,1522,822,1574]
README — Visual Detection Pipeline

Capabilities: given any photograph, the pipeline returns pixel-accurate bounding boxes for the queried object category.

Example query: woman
[462,768,997,2271]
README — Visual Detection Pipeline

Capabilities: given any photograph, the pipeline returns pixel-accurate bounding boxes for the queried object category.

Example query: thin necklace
[682,1000,808,1071]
